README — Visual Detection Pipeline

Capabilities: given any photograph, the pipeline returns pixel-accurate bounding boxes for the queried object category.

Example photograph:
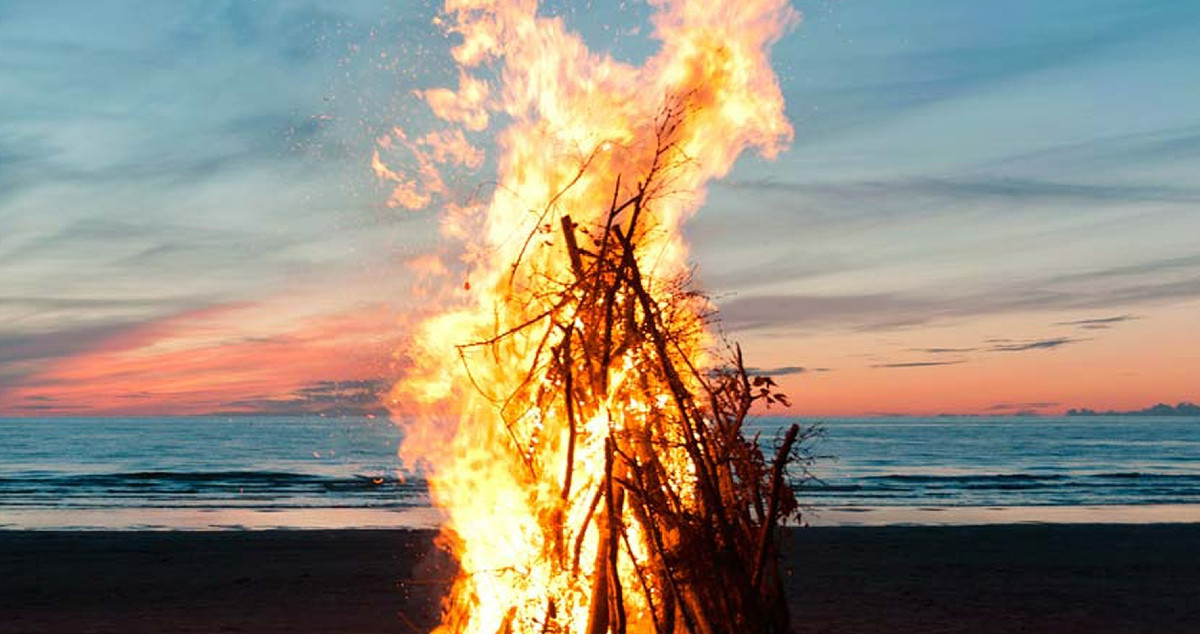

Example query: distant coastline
[1066,402,1200,416]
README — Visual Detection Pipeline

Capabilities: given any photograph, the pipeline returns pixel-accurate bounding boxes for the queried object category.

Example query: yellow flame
[387,1,795,632]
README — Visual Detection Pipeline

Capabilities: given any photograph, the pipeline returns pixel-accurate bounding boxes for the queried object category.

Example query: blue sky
[1,0,1197,415]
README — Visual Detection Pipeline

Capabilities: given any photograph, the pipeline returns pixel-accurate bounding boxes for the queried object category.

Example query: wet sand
[2,524,1199,633]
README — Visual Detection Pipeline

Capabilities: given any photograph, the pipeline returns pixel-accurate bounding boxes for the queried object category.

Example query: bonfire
[383,1,814,632]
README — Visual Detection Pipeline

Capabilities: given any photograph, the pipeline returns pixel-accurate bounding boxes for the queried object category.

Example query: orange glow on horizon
[3,295,1195,418]
[738,299,1200,417]
[0,298,405,417]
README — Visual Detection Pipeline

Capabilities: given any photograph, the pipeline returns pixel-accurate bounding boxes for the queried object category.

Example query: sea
[2,415,1198,530]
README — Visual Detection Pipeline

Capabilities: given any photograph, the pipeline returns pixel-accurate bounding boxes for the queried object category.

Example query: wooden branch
[607,443,628,634]
[584,439,614,634]
[539,599,556,634]
[559,327,578,503]
[618,525,662,634]
[561,215,586,280]
[572,481,606,575]
[753,423,800,592]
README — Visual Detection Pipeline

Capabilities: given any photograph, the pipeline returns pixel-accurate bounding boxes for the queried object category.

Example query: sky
[1,0,1197,417]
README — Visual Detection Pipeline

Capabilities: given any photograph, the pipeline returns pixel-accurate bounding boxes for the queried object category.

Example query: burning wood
[396,105,815,633]
[385,1,810,632]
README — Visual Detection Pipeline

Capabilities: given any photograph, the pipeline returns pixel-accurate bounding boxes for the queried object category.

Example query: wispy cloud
[986,401,1059,412]
[219,379,390,416]
[1054,315,1138,330]
[984,124,1200,175]
[0,318,182,386]
[871,360,967,369]
[700,173,1200,324]
[744,365,831,376]
[989,337,1083,352]
[717,266,1200,333]
[1048,255,1200,285]
[717,293,931,332]
[720,177,1200,206]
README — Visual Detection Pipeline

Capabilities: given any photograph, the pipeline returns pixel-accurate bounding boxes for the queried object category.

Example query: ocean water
[0,416,429,530]
[1,416,1198,529]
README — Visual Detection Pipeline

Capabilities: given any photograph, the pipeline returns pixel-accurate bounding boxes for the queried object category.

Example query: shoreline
[4,503,1200,531]
[803,502,1200,526]
[4,524,1200,633]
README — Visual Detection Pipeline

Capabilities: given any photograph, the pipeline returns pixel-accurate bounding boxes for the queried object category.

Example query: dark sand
[2,524,1199,633]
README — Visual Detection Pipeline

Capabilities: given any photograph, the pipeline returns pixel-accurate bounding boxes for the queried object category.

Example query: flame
[386,1,795,632]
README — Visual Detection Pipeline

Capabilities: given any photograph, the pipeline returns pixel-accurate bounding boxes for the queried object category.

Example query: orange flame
[386,1,795,632]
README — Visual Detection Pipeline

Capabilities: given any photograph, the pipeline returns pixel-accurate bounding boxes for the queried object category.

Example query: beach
[4,524,1199,633]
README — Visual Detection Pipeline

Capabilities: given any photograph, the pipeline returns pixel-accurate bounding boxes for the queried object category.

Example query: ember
[385,1,811,632]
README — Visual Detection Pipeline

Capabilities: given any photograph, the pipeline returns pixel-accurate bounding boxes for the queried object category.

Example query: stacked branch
[451,105,818,634]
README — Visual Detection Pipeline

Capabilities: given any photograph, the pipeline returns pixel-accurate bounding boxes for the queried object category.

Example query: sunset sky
[2,0,1197,417]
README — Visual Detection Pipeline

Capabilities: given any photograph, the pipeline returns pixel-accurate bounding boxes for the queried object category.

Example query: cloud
[716,264,1200,334]
[5,403,88,412]
[985,125,1200,175]
[717,293,933,332]
[697,254,849,294]
[883,334,1094,366]
[698,173,1200,319]
[989,337,1083,352]
[1054,315,1138,330]
[219,378,390,416]
[986,401,1059,411]
[1048,255,1200,285]
[719,177,1200,206]
[0,320,157,384]
[0,294,192,312]
[743,366,831,376]
[871,360,967,369]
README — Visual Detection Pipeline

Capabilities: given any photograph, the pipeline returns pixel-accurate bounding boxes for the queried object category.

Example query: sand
[3,524,1199,633]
